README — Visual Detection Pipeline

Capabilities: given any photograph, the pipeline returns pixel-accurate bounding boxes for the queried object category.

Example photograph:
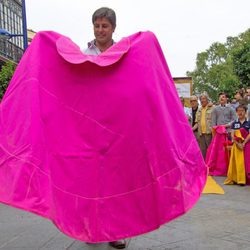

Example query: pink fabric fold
[240,128,250,185]
[206,125,229,176]
[56,36,130,66]
[0,30,207,242]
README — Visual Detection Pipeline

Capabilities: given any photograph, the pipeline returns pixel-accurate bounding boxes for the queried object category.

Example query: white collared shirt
[83,40,115,55]
[83,40,102,55]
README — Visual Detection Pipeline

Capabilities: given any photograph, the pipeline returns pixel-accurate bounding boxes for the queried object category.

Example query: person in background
[224,105,250,185]
[193,93,213,159]
[180,96,191,122]
[246,87,250,120]
[234,89,247,109]
[211,92,236,133]
[230,98,238,109]
[190,95,199,140]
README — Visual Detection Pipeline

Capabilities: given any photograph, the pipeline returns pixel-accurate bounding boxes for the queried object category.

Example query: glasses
[190,100,197,102]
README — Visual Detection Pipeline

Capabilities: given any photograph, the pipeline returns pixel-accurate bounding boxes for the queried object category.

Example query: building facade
[173,77,193,107]
[0,0,24,65]
[27,28,36,45]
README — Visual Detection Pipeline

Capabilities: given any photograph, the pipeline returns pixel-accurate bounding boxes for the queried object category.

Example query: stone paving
[0,176,250,250]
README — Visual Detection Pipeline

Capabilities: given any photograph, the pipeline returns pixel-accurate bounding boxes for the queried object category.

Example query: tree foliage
[231,30,250,87]
[187,28,250,101]
[0,61,16,100]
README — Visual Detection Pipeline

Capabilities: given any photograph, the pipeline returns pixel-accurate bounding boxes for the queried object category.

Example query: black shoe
[109,240,126,249]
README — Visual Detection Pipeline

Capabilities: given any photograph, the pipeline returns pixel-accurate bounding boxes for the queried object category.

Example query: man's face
[190,98,198,108]
[219,94,227,105]
[200,96,208,107]
[235,92,241,101]
[247,89,250,97]
[93,17,114,46]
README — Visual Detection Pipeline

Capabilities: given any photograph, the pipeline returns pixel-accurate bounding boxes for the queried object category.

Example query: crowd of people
[182,86,250,186]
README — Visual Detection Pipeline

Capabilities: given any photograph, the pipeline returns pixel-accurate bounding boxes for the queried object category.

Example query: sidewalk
[0,176,250,250]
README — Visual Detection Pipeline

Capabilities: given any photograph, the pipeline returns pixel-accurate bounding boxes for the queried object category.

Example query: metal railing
[0,39,23,62]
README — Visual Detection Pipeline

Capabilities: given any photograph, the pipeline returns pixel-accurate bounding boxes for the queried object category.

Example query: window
[0,0,24,62]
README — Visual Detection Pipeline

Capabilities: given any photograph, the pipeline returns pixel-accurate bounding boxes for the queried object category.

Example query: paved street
[0,176,250,250]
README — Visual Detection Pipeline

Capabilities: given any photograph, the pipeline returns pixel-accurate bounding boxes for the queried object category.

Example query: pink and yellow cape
[224,128,250,185]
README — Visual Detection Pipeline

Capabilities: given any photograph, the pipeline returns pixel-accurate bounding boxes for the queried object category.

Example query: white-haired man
[193,94,214,159]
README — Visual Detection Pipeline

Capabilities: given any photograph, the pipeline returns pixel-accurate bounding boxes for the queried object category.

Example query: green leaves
[188,28,250,101]
[0,61,16,100]
[231,35,250,87]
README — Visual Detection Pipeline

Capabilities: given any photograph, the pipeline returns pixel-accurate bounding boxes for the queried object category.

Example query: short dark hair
[236,104,247,112]
[218,92,228,98]
[92,7,116,29]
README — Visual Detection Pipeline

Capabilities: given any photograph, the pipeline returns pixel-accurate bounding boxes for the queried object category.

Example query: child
[224,105,250,185]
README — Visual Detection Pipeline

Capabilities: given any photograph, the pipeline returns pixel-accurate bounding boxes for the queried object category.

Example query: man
[84,7,126,249]
[234,89,247,109]
[211,92,236,132]
[194,93,213,159]
[84,7,116,55]
[190,95,199,140]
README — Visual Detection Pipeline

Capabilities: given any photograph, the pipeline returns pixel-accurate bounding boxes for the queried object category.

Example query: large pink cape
[0,31,207,242]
